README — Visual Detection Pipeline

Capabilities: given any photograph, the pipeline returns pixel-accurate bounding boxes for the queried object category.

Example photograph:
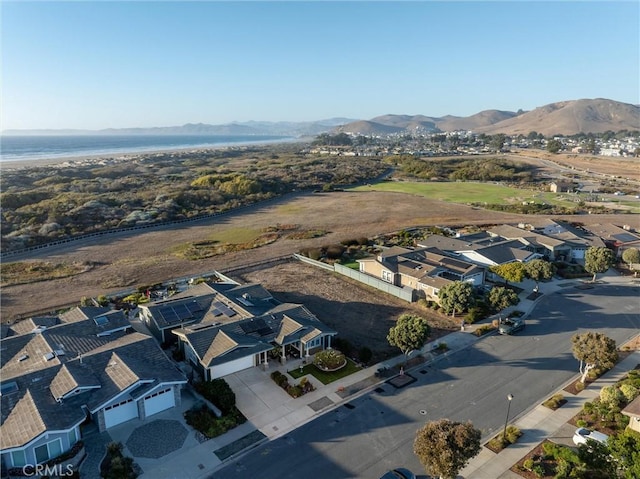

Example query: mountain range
[3,99,638,138]
[334,99,639,136]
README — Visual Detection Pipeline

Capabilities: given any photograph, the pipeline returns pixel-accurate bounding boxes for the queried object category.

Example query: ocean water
[0,134,293,162]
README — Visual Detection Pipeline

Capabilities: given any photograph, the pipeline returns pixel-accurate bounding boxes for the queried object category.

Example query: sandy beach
[0,137,306,170]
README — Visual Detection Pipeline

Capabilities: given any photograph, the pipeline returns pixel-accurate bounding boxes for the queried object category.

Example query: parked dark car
[498,317,525,335]
[379,468,416,479]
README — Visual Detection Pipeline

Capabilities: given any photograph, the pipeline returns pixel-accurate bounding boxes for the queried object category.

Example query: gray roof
[142,295,214,330]
[474,240,534,264]
[178,302,336,368]
[1,308,186,450]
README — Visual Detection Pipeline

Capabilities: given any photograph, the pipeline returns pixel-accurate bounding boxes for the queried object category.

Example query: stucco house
[173,302,336,379]
[581,223,640,258]
[141,280,337,379]
[357,246,485,304]
[621,395,640,433]
[0,308,186,472]
[486,225,570,261]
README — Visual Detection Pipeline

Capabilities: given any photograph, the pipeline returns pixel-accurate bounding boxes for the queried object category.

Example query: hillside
[334,99,638,136]
[474,99,639,135]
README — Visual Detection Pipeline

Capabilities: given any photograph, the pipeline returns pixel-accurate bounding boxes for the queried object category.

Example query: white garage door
[104,398,138,428]
[143,387,175,417]
[211,355,254,379]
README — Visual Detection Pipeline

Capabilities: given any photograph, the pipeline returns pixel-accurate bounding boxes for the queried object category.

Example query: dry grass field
[1,188,634,323]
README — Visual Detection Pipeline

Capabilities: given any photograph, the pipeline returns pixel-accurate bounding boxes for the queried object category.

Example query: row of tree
[389,320,635,478]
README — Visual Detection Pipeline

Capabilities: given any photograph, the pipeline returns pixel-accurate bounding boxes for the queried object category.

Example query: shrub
[270,371,289,389]
[576,419,588,428]
[308,248,322,261]
[532,463,545,478]
[620,383,639,402]
[357,236,369,246]
[358,346,373,365]
[505,425,522,444]
[325,244,346,260]
[287,385,303,398]
[600,385,625,409]
[523,458,534,471]
[194,379,236,414]
[466,305,489,323]
[314,349,346,370]
[574,381,585,392]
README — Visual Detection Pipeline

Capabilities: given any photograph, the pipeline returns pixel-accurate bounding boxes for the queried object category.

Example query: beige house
[357,246,484,304]
[621,395,640,433]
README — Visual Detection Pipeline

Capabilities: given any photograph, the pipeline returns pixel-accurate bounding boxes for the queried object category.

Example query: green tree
[487,286,520,312]
[413,419,481,479]
[546,139,562,153]
[490,262,526,285]
[622,247,640,266]
[387,314,431,358]
[571,332,618,384]
[524,258,555,288]
[584,246,616,282]
[438,281,475,318]
[577,439,614,478]
[607,428,640,479]
[599,385,625,409]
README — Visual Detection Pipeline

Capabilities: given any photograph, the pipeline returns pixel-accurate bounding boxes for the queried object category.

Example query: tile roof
[49,362,101,401]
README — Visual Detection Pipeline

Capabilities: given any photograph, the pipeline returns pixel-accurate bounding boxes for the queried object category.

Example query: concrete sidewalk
[129,272,636,479]
[462,349,640,479]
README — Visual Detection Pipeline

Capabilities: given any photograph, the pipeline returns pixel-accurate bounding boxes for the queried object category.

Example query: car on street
[379,468,416,479]
[498,317,525,335]
[572,427,609,446]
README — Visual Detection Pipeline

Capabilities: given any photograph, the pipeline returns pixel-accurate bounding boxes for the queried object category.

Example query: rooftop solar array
[239,318,270,334]
[212,301,236,317]
[156,302,202,325]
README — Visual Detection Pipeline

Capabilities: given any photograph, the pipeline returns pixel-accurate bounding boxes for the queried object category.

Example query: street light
[503,393,514,446]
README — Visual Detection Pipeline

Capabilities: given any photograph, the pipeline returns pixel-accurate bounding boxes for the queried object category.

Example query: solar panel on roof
[257,327,273,336]
[211,308,223,317]
[214,301,236,317]
[186,301,203,313]
[175,304,192,321]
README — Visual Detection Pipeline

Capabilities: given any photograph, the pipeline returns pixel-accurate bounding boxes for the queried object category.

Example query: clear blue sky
[2,1,639,130]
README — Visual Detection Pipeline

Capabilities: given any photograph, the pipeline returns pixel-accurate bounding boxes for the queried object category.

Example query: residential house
[0,307,186,472]
[357,246,484,304]
[621,395,640,433]
[486,224,570,261]
[580,223,640,258]
[535,219,605,260]
[142,280,337,379]
[173,302,336,380]
[549,181,574,193]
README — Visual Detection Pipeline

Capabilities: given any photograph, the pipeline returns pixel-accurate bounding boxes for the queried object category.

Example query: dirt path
[0,190,631,321]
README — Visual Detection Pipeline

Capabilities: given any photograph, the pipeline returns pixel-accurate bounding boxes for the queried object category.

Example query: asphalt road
[211,284,640,479]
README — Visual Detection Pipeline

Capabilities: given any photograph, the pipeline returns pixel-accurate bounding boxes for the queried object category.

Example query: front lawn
[288,358,361,384]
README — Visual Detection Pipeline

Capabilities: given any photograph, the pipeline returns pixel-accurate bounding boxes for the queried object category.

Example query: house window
[69,428,77,446]
[35,439,63,464]
[382,271,393,283]
[11,450,26,467]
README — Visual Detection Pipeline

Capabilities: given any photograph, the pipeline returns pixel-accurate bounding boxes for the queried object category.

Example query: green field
[351,181,577,208]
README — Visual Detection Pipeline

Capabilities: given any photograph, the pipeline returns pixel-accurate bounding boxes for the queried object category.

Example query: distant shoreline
[0,137,307,170]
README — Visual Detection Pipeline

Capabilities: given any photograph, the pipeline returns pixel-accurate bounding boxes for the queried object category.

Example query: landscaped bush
[271,370,289,388]
[184,404,246,439]
[325,244,346,260]
[542,393,566,410]
[600,385,625,409]
[358,346,373,365]
[194,379,236,414]
[620,383,639,402]
[314,349,347,371]
[100,442,137,479]
[466,305,489,323]
[473,325,495,337]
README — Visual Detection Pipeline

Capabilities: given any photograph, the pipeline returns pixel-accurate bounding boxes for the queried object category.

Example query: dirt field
[1,189,635,323]
[231,260,458,362]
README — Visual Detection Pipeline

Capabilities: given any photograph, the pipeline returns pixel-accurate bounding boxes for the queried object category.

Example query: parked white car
[572,427,609,446]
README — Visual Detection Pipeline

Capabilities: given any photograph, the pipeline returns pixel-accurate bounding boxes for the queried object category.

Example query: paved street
[211,283,640,478]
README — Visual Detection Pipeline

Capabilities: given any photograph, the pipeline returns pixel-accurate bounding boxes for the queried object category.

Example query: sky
[2,1,639,130]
